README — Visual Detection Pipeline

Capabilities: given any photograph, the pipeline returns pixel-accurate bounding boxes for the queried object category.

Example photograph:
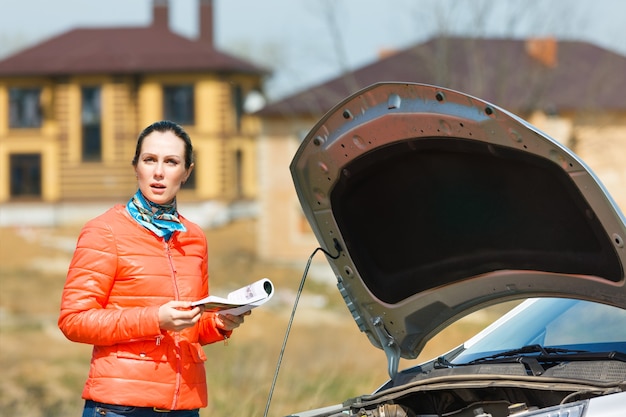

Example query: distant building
[0,0,266,208]
[256,36,626,264]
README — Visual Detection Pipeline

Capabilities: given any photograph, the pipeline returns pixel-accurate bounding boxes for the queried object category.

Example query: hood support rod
[372,316,401,378]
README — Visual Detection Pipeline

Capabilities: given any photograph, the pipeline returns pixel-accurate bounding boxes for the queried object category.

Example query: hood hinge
[371,316,401,378]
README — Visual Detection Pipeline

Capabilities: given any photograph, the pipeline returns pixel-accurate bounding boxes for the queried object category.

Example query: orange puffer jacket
[58,205,229,410]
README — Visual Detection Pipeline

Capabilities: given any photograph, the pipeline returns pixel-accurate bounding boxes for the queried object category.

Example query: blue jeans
[82,400,200,417]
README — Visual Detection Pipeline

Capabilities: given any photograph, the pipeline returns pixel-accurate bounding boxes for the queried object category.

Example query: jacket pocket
[115,340,168,362]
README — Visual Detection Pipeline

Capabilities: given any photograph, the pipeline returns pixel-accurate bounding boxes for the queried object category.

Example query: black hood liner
[331,138,622,304]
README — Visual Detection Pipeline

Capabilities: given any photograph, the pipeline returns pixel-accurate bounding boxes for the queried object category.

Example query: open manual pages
[192,278,274,315]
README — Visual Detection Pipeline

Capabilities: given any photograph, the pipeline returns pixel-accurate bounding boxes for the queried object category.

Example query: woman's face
[134,130,193,205]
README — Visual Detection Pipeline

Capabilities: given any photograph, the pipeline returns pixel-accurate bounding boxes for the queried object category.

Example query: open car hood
[290,83,626,377]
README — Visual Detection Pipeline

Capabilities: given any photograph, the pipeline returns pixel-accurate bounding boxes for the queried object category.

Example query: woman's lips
[150,184,166,193]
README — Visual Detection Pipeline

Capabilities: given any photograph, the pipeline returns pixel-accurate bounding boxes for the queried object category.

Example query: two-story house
[0,0,266,224]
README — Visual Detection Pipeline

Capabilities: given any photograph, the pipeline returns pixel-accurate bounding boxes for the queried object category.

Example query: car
[288,82,626,417]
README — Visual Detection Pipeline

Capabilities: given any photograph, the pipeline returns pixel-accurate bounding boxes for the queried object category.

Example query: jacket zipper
[164,238,183,410]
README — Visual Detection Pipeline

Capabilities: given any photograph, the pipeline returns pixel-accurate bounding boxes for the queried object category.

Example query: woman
[58,120,247,416]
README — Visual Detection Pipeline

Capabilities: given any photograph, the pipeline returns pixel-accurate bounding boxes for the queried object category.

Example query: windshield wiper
[468,344,626,365]
[468,344,583,363]
[454,344,626,377]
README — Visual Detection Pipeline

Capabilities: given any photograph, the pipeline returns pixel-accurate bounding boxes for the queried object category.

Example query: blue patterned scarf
[126,190,187,240]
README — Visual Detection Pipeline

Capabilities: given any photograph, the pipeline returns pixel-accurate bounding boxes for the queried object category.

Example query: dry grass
[0,218,508,417]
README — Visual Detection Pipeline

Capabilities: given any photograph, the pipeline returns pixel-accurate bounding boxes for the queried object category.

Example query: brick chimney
[152,0,169,30]
[199,0,214,48]
[525,37,558,68]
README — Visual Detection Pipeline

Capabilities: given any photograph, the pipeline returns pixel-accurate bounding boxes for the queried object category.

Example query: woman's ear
[183,163,195,184]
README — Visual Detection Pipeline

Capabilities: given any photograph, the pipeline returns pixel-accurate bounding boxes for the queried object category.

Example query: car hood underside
[289,82,626,377]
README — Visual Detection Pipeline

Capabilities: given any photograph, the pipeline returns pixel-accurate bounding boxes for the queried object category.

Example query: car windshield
[452,298,626,364]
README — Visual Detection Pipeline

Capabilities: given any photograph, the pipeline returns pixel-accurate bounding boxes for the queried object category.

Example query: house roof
[258,37,626,117]
[0,25,267,77]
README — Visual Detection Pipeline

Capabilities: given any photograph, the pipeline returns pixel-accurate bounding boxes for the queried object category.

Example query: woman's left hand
[215,311,250,332]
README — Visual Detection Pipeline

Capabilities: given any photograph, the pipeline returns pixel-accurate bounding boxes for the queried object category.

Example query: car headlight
[510,401,586,417]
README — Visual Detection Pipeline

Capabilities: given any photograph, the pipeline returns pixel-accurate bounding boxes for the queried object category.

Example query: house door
[10,153,42,198]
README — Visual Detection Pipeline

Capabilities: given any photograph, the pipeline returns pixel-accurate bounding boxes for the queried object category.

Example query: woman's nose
[154,162,164,178]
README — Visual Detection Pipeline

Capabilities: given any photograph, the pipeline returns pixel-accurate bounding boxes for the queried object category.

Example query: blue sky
[1,0,625,99]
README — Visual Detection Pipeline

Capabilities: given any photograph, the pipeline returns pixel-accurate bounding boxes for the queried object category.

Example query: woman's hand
[158,301,204,332]
[214,311,250,332]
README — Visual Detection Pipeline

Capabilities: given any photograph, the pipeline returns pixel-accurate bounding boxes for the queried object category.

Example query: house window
[163,85,194,125]
[9,87,42,128]
[232,84,244,132]
[10,153,42,198]
[235,149,243,198]
[81,86,102,161]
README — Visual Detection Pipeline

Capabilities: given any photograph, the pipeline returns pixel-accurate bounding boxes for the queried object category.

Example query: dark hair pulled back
[131,120,193,169]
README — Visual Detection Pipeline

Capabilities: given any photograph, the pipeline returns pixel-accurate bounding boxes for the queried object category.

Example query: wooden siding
[55,79,137,200]
[0,73,262,204]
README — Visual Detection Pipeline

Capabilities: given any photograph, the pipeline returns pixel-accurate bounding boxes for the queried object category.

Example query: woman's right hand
[158,300,204,332]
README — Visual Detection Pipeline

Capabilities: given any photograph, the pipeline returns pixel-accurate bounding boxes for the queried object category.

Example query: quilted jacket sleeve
[58,218,162,346]
[198,312,233,345]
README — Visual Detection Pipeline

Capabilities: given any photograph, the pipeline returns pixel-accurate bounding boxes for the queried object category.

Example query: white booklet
[192,278,274,315]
